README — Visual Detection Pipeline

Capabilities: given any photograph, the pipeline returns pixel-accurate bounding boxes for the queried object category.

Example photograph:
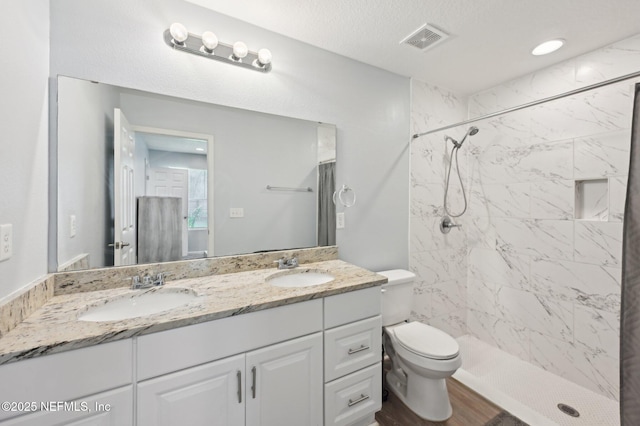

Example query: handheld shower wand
[443,126,479,218]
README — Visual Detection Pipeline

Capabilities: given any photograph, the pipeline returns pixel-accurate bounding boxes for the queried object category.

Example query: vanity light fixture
[531,39,565,56]
[164,22,272,73]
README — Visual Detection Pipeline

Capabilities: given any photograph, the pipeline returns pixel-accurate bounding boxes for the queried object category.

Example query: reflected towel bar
[266,185,312,192]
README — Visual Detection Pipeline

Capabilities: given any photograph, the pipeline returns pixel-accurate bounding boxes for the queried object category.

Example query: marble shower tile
[411,79,468,131]
[468,61,575,118]
[530,179,574,220]
[432,278,466,317]
[467,111,532,152]
[411,134,448,184]
[530,332,619,400]
[609,176,628,222]
[410,215,466,253]
[574,129,631,179]
[409,247,467,286]
[531,84,632,142]
[467,309,531,361]
[410,181,444,217]
[469,183,530,218]
[576,34,640,85]
[471,140,573,184]
[530,258,621,313]
[495,219,574,261]
[496,286,573,342]
[411,279,432,321]
[574,305,620,359]
[514,140,574,182]
[468,248,530,290]
[466,279,497,314]
[429,309,467,338]
[574,221,623,266]
[466,216,498,250]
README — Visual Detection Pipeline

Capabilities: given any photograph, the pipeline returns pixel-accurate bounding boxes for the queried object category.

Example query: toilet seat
[394,322,459,360]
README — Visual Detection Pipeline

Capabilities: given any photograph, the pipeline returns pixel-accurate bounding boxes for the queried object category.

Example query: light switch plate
[0,224,13,261]
[70,215,77,238]
[336,212,345,229]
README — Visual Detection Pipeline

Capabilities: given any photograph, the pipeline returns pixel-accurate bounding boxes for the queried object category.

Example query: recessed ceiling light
[195,147,205,152]
[531,39,565,56]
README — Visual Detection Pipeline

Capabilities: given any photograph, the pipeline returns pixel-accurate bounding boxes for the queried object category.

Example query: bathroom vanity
[0,254,385,426]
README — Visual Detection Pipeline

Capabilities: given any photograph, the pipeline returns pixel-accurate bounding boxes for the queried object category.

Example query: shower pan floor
[453,335,619,426]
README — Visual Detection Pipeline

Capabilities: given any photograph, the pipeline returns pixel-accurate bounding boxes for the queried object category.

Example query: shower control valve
[440,216,462,234]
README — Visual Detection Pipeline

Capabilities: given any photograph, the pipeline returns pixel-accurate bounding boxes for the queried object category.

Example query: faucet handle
[131,275,141,288]
[155,272,170,285]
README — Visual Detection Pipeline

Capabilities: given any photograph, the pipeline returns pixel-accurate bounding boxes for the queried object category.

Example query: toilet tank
[377,269,416,326]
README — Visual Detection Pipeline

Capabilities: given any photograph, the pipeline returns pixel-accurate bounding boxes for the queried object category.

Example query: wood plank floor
[375,359,503,426]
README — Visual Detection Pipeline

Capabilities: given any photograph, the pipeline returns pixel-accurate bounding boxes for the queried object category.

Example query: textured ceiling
[185,0,640,95]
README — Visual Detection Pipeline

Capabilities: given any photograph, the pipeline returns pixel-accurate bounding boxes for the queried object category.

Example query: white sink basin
[267,269,335,288]
[78,288,198,322]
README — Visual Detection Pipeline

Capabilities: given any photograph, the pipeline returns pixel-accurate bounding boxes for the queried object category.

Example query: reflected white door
[148,167,189,257]
[113,108,136,266]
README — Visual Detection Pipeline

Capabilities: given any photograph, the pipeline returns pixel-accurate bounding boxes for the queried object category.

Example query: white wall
[50,0,411,271]
[57,77,120,269]
[0,1,50,299]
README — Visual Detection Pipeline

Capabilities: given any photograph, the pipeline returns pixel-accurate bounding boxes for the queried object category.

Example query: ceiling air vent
[400,24,449,51]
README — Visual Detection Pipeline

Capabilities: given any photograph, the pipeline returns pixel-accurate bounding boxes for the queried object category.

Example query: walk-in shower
[410,67,640,424]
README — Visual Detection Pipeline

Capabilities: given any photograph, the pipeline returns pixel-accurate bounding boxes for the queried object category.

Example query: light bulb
[202,31,218,52]
[257,48,272,65]
[232,41,248,60]
[169,22,188,44]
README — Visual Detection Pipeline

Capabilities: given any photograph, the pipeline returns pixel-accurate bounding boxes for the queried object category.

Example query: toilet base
[385,368,453,422]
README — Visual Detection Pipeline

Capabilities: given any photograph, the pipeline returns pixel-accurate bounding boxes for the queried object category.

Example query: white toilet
[378,269,462,422]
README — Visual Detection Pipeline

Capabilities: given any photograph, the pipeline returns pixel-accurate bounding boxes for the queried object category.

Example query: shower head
[458,126,479,148]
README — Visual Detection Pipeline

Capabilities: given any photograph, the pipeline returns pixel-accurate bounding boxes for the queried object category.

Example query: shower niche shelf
[575,179,608,221]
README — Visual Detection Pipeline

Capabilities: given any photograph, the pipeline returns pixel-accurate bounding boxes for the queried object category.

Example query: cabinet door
[245,333,322,426]
[2,386,133,426]
[137,354,244,426]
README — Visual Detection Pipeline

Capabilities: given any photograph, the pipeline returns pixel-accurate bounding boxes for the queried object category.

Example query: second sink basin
[267,269,335,288]
[78,287,198,322]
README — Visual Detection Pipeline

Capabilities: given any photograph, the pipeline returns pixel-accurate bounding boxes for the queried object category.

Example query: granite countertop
[0,259,385,365]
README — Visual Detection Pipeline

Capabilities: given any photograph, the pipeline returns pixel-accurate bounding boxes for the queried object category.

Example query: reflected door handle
[108,242,130,249]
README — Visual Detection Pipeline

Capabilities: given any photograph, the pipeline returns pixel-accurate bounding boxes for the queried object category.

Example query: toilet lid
[394,322,459,360]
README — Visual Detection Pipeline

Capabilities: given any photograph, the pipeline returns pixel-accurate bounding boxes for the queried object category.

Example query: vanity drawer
[324,286,381,329]
[324,316,382,382]
[324,363,381,426]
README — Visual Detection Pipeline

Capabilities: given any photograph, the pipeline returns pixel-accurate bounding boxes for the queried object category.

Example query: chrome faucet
[131,272,169,289]
[275,257,299,270]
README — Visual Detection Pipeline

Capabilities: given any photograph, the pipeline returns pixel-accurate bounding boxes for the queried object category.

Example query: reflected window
[188,169,208,229]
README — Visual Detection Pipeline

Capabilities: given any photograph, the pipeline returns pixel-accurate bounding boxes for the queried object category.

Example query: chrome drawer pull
[348,394,370,407]
[236,370,242,403]
[347,345,370,355]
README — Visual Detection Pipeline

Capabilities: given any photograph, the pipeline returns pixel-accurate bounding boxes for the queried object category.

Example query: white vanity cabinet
[137,333,323,426]
[136,299,323,426]
[323,287,382,426]
[0,339,134,425]
[137,354,246,426]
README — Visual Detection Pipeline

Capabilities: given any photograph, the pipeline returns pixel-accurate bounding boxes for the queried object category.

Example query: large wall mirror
[56,76,336,272]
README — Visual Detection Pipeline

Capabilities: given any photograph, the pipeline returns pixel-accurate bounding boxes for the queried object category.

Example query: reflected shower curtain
[318,161,336,246]
[621,83,640,425]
